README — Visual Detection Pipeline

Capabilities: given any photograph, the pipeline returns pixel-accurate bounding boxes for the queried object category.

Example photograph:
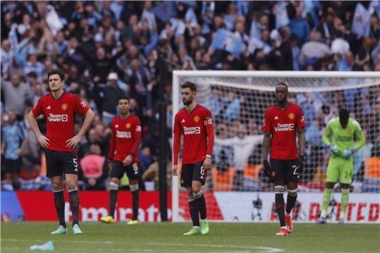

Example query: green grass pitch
[1,222,379,253]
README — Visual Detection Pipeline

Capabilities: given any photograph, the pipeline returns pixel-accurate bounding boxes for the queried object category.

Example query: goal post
[171,71,380,222]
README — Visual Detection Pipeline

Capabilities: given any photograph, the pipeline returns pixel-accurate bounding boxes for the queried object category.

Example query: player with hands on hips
[173,82,214,236]
[317,108,365,224]
[27,68,95,235]
[262,83,306,236]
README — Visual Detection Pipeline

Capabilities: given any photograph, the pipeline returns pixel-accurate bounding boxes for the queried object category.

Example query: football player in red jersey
[28,68,95,235]
[173,82,215,235]
[262,83,306,236]
[100,96,142,225]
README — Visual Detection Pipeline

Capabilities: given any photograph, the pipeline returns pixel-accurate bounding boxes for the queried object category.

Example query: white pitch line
[146,242,284,253]
[1,239,284,253]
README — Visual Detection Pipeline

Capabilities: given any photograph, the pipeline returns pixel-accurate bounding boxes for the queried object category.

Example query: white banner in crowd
[215,192,380,223]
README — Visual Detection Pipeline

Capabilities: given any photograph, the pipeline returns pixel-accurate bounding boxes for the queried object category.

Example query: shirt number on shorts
[200,166,205,179]
[292,165,298,175]
[73,158,78,169]
[132,163,138,175]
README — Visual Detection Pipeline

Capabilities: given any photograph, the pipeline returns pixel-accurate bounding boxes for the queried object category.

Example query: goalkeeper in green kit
[318,108,366,224]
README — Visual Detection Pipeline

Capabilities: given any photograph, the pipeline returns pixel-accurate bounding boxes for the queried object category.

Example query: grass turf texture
[1,222,379,253]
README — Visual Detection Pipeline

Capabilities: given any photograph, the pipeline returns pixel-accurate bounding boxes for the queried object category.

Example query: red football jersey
[31,92,90,152]
[108,115,142,163]
[262,103,306,160]
[173,104,214,165]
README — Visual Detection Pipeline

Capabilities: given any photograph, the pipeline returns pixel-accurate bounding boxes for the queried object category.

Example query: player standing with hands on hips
[173,82,215,235]
[28,68,95,235]
[100,96,142,224]
[317,108,365,224]
[262,83,306,236]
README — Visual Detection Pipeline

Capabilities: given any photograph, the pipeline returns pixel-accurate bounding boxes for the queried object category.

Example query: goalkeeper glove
[297,155,304,174]
[263,160,272,179]
[330,145,338,154]
[342,149,355,159]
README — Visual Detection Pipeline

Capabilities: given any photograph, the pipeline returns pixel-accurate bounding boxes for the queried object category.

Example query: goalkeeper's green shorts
[326,156,353,184]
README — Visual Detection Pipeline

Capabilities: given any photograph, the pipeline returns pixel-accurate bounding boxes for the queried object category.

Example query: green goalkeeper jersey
[322,117,366,156]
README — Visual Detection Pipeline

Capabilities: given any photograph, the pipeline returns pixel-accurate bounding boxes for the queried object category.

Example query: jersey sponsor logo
[183,126,201,135]
[194,116,200,122]
[61,104,68,110]
[204,117,212,125]
[288,113,295,119]
[48,113,68,122]
[116,130,131,138]
[136,126,141,132]
[274,123,294,132]
[336,135,353,142]
[126,123,131,129]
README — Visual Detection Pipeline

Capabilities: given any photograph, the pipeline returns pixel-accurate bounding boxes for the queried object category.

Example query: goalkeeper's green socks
[340,188,349,219]
[320,188,333,218]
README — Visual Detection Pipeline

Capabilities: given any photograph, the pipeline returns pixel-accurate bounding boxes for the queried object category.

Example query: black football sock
[275,193,286,227]
[109,190,118,218]
[188,195,200,227]
[53,189,66,228]
[194,191,207,220]
[68,188,80,226]
[109,182,119,218]
[131,188,139,220]
[286,190,298,214]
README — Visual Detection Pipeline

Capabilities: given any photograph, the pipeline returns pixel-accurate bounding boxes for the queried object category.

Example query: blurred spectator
[213,123,234,173]
[316,11,335,45]
[79,143,108,191]
[354,37,374,70]
[141,124,171,162]
[214,122,263,191]
[289,5,310,47]
[142,158,172,192]
[93,72,127,126]
[23,54,45,82]
[1,74,30,120]
[299,31,331,67]
[1,110,28,190]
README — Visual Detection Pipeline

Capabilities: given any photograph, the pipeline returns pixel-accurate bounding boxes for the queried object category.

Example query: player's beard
[183,97,193,106]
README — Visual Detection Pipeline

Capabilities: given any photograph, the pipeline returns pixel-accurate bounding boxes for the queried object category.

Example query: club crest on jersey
[288,113,295,119]
[347,128,353,134]
[61,104,68,110]
[126,123,131,129]
[194,116,200,122]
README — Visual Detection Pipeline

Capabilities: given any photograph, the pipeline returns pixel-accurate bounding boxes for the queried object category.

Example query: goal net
[171,71,380,222]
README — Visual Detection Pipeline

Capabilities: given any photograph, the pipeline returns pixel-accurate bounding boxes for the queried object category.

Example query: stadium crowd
[1,1,380,192]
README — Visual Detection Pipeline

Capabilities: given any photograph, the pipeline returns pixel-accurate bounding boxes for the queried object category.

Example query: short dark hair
[47,68,65,81]
[339,108,350,121]
[181,81,197,92]
[119,95,130,102]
